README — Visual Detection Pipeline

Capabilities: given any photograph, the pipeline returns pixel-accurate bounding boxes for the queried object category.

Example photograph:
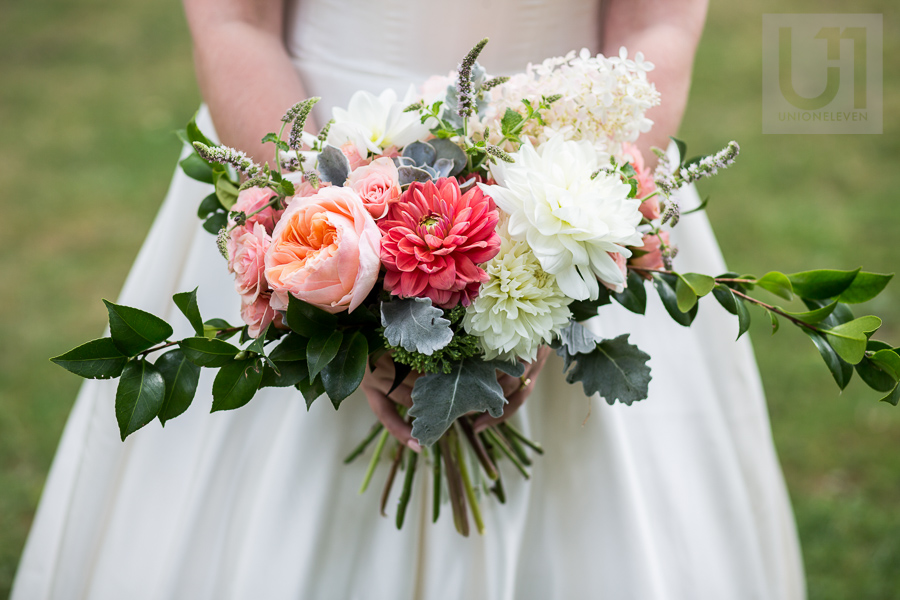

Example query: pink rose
[623,143,660,221]
[346,157,401,219]
[265,186,382,314]
[341,142,370,170]
[629,231,670,278]
[227,222,271,304]
[231,187,283,234]
[601,252,628,292]
[240,293,277,339]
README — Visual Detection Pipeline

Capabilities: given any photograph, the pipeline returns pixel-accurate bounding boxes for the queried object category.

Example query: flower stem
[496,426,531,466]
[359,428,390,495]
[439,433,469,537]
[484,428,530,480]
[500,422,544,455]
[380,443,405,517]
[136,327,243,358]
[432,443,443,523]
[395,450,418,529]
[459,417,499,480]
[455,426,484,535]
[343,422,384,464]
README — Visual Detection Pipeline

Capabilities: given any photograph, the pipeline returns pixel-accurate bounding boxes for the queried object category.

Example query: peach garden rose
[265,186,382,314]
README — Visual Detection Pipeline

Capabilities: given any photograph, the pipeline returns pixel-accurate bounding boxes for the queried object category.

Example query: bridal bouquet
[53,40,898,536]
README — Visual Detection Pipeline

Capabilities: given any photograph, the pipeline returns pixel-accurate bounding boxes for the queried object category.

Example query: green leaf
[500,108,525,136]
[245,323,270,355]
[269,334,308,362]
[824,316,882,364]
[568,292,612,322]
[299,375,326,409]
[787,268,859,300]
[805,330,853,390]
[675,277,699,312]
[179,336,240,367]
[559,333,652,406]
[307,330,343,379]
[409,359,525,447]
[613,270,647,314]
[186,112,214,147]
[670,136,687,163]
[286,294,338,338]
[768,311,780,334]
[197,192,222,219]
[280,179,295,196]
[202,212,227,234]
[754,271,793,300]
[680,273,716,297]
[173,288,204,336]
[781,301,838,325]
[211,359,263,411]
[260,360,308,388]
[735,294,752,340]
[837,271,894,304]
[51,337,128,379]
[104,300,173,356]
[203,318,236,339]
[712,284,738,314]
[870,349,900,380]
[215,177,239,210]
[557,322,602,355]
[652,273,698,327]
[879,384,900,406]
[321,331,369,408]
[856,351,899,393]
[155,349,201,425]
[380,298,453,355]
[261,132,279,144]
[115,360,166,440]
[180,153,213,184]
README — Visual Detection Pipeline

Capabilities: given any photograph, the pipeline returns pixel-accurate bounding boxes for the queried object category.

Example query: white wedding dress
[13,1,806,598]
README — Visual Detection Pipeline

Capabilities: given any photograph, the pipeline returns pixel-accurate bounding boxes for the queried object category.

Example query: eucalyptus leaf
[307,330,343,379]
[409,359,525,447]
[173,288,204,336]
[788,268,859,300]
[560,334,651,406]
[321,331,368,408]
[317,145,350,186]
[116,360,166,440]
[155,349,201,425]
[381,298,453,355]
[104,300,173,356]
[179,336,240,367]
[211,359,263,412]
[51,337,128,380]
[805,330,853,390]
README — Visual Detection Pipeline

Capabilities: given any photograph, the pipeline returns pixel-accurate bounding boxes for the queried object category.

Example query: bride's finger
[364,388,421,452]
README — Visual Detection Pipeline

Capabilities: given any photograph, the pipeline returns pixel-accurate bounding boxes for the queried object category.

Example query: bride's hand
[360,346,552,452]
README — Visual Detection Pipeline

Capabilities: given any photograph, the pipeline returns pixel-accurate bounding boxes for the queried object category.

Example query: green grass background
[1,0,897,597]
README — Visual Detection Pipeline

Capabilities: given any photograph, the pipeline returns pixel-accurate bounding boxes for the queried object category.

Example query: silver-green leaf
[381,298,453,356]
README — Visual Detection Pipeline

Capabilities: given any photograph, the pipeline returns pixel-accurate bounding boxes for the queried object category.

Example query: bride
[13,0,806,598]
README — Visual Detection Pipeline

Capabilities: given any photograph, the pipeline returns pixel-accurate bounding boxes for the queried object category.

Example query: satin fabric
[13,1,806,598]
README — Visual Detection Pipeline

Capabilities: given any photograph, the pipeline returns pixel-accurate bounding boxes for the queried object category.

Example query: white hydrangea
[481,135,643,300]
[475,47,660,156]
[463,230,572,363]
[327,88,435,156]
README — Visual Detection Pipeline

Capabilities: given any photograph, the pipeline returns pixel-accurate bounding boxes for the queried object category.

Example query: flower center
[419,213,441,229]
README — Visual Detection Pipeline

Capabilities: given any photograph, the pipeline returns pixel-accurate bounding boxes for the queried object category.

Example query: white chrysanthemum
[474,47,660,156]
[480,136,643,300]
[463,232,572,363]
[328,88,435,156]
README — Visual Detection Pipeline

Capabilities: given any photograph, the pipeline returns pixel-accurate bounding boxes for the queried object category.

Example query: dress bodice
[284,0,601,117]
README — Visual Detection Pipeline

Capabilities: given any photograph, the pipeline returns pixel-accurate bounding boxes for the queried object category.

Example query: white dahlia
[480,135,643,300]
[327,88,435,157]
[463,232,572,363]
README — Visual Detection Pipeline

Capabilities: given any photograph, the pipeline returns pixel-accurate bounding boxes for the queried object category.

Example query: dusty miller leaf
[381,298,453,356]
[560,334,651,405]
[409,358,525,446]
[556,321,601,355]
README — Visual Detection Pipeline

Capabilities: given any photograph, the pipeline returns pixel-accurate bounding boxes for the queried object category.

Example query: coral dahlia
[379,177,501,308]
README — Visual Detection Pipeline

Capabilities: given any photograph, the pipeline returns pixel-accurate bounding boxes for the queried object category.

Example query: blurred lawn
[0,0,897,598]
